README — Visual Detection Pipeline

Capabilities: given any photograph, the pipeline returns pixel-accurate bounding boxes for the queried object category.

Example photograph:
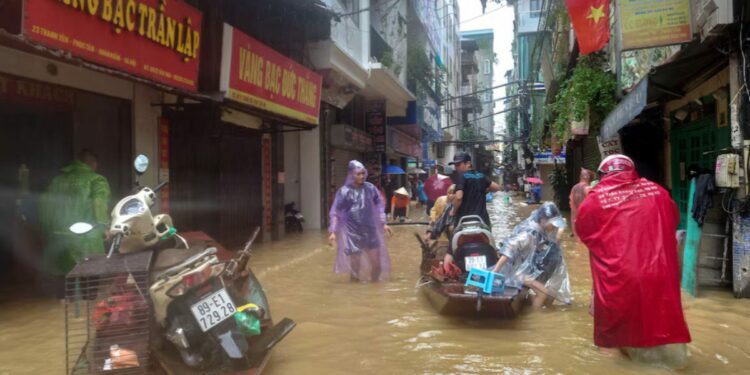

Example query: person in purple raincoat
[328,160,393,282]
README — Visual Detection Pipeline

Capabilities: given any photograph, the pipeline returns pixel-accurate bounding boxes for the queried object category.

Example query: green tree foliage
[549,54,616,139]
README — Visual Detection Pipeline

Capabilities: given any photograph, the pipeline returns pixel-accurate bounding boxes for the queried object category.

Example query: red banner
[23,0,202,91]
[159,117,170,213]
[0,73,76,107]
[262,137,272,233]
[221,24,322,125]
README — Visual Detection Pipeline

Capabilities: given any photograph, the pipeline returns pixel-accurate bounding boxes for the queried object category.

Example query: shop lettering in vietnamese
[57,0,200,60]
[237,45,320,110]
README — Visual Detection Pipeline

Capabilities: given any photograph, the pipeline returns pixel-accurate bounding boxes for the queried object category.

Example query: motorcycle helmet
[597,154,635,175]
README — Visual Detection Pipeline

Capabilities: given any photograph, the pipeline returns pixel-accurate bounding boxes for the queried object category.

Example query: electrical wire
[442,107,521,129]
[740,1,750,100]
[335,0,401,18]
[440,81,522,103]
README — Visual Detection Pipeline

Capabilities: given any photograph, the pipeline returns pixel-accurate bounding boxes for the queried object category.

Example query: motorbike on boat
[417,215,528,318]
[65,154,294,374]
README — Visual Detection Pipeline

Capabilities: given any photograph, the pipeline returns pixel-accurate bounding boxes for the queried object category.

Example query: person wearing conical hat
[390,187,410,222]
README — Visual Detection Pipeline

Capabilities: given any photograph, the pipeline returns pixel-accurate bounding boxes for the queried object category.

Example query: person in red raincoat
[576,155,690,368]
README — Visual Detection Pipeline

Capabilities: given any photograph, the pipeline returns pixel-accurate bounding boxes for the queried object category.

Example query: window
[484,59,491,74]
[530,0,542,18]
[345,0,360,27]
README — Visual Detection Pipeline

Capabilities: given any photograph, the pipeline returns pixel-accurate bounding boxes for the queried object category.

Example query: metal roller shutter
[331,147,363,190]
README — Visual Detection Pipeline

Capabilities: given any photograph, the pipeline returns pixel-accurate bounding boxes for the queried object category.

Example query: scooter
[284,202,304,233]
[418,216,527,318]
[450,216,499,273]
[69,154,294,374]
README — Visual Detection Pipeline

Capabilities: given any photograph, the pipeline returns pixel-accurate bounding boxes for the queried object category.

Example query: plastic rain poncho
[576,158,691,348]
[497,203,571,304]
[329,161,391,282]
[39,160,111,275]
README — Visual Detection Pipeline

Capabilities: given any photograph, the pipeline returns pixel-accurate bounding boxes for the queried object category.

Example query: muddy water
[1,194,749,374]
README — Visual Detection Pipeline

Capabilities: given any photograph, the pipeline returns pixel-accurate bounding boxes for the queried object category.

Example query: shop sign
[220,24,322,125]
[364,153,383,181]
[534,152,566,165]
[597,135,623,158]
[331,125,372,151]
[389,128,421,157]
[23,0,202,91]
[366,100,387,153]
[601,77,648,140]
[0,73,75,107]
[619,0,692,51]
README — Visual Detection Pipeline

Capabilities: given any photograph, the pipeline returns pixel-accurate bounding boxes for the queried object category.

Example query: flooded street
[1,194,749,374]
[254,195,750,375]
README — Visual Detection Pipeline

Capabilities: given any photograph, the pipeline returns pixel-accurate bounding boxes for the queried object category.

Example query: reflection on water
[1,193,749,374]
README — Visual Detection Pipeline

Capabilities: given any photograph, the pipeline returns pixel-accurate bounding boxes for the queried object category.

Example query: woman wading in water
[328,160,392,282]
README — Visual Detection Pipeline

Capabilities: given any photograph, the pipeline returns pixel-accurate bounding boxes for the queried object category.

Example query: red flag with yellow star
[565,0,609,55]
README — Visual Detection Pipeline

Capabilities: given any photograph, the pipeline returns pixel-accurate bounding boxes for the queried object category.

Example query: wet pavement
[1,193,749,374]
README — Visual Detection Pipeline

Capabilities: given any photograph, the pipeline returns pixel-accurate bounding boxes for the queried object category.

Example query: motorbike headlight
[120,198,146,216]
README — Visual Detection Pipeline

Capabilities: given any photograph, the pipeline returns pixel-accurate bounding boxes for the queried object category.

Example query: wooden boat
[414,226,528,319]
[420,277,528,318]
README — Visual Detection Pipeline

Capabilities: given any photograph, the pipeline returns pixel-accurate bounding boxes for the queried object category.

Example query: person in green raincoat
[39,150,111,279]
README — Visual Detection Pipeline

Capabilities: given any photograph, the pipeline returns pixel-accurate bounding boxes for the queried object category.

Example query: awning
[600,40,726,140]
[600,77,648,140]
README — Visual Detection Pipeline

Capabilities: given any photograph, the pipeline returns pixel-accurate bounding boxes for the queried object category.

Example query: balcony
[460,84,482,113]
[306,0,371,108]
[461,52,479,67]
[361,62,416,117]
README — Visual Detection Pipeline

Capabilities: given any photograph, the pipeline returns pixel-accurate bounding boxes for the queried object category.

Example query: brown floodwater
[1,194,749,374]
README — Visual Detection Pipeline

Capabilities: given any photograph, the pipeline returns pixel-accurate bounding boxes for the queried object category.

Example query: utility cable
[440,81,522,103]
[442,107,521,130]
[335,0,401,18]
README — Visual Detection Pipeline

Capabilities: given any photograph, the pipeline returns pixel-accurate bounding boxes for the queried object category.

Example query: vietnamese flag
[565,0,610,55]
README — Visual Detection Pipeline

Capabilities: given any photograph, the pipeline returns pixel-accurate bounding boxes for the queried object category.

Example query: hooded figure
[493,202,571,307]
[576,155,690,367]
[329,160,392,282]
[39,153,111,277]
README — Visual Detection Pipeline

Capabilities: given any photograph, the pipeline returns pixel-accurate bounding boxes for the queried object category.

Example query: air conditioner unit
[694,0,733,41]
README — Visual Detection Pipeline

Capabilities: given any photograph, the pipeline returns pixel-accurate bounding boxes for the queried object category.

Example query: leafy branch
[548,54,616,139]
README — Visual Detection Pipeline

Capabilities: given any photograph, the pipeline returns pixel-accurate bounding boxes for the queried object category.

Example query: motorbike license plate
[464,255,487,271]
[190,289,237,332]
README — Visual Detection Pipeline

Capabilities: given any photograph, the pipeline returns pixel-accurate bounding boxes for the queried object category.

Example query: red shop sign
[220,24,322,126]
[0,73,76,107]
[23,0,202,91]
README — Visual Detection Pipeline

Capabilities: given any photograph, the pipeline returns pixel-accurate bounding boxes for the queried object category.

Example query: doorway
[167,107,263,248]
[670,118,730,229]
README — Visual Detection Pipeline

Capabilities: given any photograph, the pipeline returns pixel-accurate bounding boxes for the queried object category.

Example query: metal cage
[65,251,153,374]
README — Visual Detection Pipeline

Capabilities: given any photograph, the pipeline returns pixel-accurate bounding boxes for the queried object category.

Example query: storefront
[165,23,321,245]
[0,0,204,286]
[330,123,374,189]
